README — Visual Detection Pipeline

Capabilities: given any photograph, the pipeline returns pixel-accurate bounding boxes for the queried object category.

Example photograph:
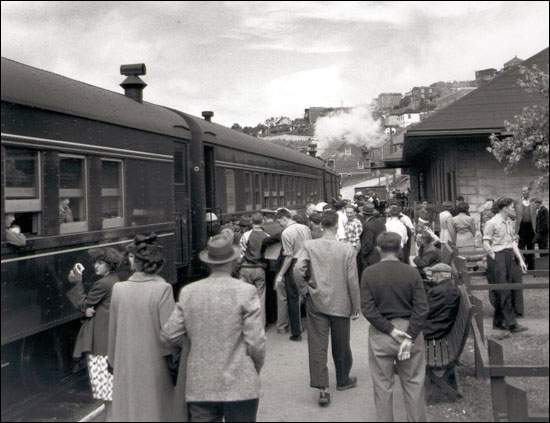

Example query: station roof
[405,47,548,136]
[1,57,191,140]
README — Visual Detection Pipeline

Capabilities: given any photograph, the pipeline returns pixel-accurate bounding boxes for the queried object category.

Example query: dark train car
[1,58,192,411]
[1,57,338,415]
[172,111,339,265]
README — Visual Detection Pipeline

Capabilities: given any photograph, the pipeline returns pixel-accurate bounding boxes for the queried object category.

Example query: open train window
[225,169,236,213]
[101,159,124,229]
[254,173,261,210]
[4,147,42,236]
[59,155,88,234]
[244,172,253,211]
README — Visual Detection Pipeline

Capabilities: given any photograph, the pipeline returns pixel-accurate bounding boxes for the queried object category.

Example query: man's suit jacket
[536,206,549,237]
[161,276,265,402]
[360,216,386,266]
[516,199,537,232]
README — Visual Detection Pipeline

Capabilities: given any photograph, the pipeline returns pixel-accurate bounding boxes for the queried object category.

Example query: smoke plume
[314,105,386,153]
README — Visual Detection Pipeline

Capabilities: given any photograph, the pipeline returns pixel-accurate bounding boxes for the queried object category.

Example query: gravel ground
[425,276,549,422]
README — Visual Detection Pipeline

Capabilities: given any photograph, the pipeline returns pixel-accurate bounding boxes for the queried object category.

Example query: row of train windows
[4,147,124,236]
[225,169,319,214]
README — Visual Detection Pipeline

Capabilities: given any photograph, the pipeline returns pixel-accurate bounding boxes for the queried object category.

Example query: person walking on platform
[385,205,408,262]
[108,234,180,422]
[361,231,429,422]
[449,201,476,254]
[239,212,270,326]
[162,234,266,422]
[275,208,311,341]
[294,211,360,407]
[483,198,529,333]
[534,198,549,258]
[516,186,537,270]
[359,203,386,274]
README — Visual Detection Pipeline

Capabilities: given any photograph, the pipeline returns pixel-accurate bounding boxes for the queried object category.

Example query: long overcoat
[108,273,181,422]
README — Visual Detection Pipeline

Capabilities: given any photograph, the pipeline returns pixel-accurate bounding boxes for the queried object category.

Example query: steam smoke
[314,105,386,153]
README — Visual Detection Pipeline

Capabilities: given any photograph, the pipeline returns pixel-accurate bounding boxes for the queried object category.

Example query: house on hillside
[321,142,369,175]
[403,47,549,215]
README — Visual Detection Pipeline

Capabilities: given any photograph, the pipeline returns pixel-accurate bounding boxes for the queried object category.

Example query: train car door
[173,144,190,282]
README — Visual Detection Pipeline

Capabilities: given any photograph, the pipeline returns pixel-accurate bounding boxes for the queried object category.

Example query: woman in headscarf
[67,247,123,417]
[107,233,180,422]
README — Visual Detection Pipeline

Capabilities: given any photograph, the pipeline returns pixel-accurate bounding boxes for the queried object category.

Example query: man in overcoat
[161,234,266,422]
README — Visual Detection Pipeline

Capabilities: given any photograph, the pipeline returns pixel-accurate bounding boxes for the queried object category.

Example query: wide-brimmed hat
[315,202,328,212]
[430,263,452,273]
[88,247,123,269]
[199,234,240,264]
[363,203,376,215]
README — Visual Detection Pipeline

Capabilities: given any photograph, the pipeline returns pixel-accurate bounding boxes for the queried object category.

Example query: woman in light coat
[449,202,476,254]
[108,234,181,422]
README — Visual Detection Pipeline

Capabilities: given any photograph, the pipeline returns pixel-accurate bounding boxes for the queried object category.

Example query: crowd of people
[45,186,548,422]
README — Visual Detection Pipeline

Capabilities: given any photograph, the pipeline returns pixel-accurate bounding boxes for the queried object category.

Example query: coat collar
[128,272,163,283]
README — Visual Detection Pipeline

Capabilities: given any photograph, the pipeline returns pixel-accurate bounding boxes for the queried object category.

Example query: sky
[1,1,549,127]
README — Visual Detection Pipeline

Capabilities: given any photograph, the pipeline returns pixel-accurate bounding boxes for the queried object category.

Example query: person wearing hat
[162,234,266,422]
[413,232,442,279]
[66,247,123,416]
[422,263,460,340]
[358,203,386,275]
[108,234,181,421]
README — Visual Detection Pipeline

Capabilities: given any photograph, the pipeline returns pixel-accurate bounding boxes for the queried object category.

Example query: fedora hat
[199,234,240,265]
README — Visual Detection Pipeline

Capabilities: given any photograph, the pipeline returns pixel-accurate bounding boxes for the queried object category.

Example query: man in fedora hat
[162,234,266,422]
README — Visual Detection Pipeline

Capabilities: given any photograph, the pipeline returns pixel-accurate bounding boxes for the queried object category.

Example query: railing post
[471,294,485,378]
[506,383,529,422]
[488,339,507,422]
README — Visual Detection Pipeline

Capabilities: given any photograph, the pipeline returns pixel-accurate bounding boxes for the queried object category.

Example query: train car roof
[1,57,191,140]
[181,112,329,170]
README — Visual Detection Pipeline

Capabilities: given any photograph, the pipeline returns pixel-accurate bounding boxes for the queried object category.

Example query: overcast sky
[2,1,549,127]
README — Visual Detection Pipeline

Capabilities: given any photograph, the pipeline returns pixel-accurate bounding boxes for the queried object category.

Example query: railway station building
[403,47,549,217]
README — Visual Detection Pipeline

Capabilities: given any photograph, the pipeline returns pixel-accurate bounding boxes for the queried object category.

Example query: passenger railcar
[1,57,338,412]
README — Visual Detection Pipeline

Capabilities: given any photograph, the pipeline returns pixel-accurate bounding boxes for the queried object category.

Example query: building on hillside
[403,47,549,220]
[377,93,402,111]
[503,55,523,69]
[398,113,421,127]
[321,142,371,176]
[475,68,498,86]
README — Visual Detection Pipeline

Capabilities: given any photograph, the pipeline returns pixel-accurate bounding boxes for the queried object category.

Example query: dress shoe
[289,335,302,342]
[336,376,357,391]
[318,391,330,407]
[509,324,528,333]
[493,323,507,330]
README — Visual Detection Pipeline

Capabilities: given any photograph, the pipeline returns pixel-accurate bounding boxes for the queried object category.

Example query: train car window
[254,173,261,210]
[244,172,253,211]
[174,150,186,185]
[270,174,278,208]
[279,175,285,206]
[4,147,42,235]
[59,155,88,234]
[262,173,269,208]
[225,169,236,213]
[101,159,124,229]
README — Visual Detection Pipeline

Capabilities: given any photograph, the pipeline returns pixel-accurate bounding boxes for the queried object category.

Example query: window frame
[4,147,42,214]
[59,153,88,234]
[101,158,125,229]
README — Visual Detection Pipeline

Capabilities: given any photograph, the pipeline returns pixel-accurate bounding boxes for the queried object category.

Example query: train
[0,58,339,412]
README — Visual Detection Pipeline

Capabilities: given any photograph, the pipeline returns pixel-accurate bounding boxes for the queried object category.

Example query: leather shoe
[493,323,507,330]
[318,391,330,407]
[336,376,357,391]
[289,335,302,342]
[509,324,528,333]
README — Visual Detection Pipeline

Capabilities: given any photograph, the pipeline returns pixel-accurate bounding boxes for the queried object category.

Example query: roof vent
[202,111,214,122]
[120,63,147,103]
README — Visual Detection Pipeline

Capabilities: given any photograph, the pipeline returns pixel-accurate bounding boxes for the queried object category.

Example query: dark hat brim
[199,245,241,265]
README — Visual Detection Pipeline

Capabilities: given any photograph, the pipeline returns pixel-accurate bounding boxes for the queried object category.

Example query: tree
[231,123,242,131]
[488,64,549,188]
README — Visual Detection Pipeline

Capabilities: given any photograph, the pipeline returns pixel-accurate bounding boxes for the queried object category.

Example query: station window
[225,169,236,213]
[4,147,42,235]
[59,155,88,234]
[254,173,261,210]
[101,159,124,228]
[270,174,278,208]
[244,172,253,211]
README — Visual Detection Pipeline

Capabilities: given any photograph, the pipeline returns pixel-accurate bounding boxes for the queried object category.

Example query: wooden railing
[453,250,549,422]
